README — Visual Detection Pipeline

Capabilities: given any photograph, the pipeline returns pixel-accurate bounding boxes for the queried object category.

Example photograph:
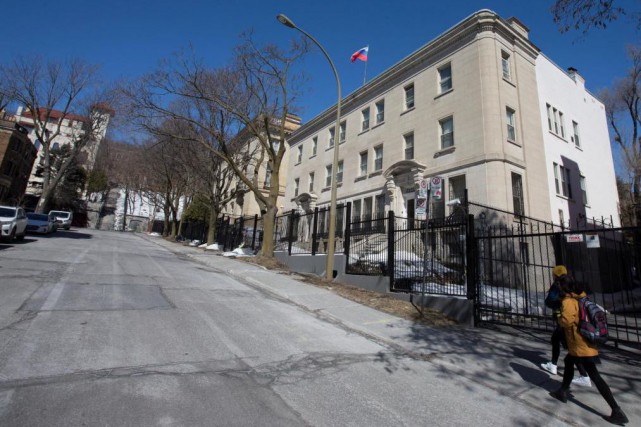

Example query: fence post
[387,211,395,287]
[288,209,295,255]
[466,215,478,327]
[344,202,352,269]
[251,214,258,250]
[311,207,319,256]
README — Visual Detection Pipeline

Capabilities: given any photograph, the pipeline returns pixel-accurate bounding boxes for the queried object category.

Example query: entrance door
[402,191,415,220]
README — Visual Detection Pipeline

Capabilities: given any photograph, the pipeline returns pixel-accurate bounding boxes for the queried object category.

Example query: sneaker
[604,406,629,425]
[541,362,558,375]
[549,388,568,403]
[572,376,592,387]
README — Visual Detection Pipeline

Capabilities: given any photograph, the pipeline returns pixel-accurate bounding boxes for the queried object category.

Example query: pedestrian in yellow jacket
[550,279,628,425]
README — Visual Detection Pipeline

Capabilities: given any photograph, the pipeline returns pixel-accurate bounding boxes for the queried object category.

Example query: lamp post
[277,13,341,281]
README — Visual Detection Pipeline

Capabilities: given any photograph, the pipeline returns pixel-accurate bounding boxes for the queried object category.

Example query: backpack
[544,284,561,310]
[578,297,609,347]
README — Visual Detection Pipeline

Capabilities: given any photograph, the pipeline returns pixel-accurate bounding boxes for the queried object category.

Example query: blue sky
[1,0,638,123]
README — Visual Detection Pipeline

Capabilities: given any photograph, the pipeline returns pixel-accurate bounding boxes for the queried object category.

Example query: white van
[49,210,73,230]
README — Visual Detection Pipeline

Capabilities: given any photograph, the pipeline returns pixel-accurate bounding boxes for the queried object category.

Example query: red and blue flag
[350,46,369,62]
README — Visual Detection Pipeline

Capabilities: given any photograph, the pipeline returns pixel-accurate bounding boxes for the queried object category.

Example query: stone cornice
[289,10,540,145]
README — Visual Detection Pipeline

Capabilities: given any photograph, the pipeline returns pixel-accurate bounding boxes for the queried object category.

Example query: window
[352,199,361,221]
[52,142,60,151]
[264,163,272,188]
[438,64,452,93]
[359,151,368,176]
[501,51,511,80]
[361,108,370,131]
[448,175,466,213]
[337,160,344,184]
[439,116,454,149]
[340,121,346,143]
[294,178,299,197]
[506,108,516,142]
[573,121,581,148]
[328,128,335,147]
[363,197,373,221]
[297,145,303,163]
[309,172,315,192]
[375,100,385,124]
[404,132,414,160]
[546,104,566,139]
[325,164,332,187]
[511,172,524,216]
[271,139,281,153]
[558,209,565,227]
[375,194,386,222]
[374,145,383,171]
[312,136,318,156]
[580,175,588,205]
[554,163,572,198]
[404,84,415,110]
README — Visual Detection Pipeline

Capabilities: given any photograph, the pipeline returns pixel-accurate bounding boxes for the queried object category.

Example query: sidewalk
[142,234,640,426]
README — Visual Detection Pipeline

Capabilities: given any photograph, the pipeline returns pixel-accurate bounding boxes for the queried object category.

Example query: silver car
[26,212,57,234]
[0,206,28,241]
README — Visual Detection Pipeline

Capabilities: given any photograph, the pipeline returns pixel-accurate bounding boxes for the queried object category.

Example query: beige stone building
[285,10,562,226]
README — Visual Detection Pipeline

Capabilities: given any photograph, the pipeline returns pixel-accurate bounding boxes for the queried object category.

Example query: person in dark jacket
[550,279,628,425]
[540,266,591,387]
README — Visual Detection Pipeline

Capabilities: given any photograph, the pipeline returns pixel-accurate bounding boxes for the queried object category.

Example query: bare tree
[552,0,640,33]
[122,36,307,257]
[600,46,641,225]
[0,56,110,212]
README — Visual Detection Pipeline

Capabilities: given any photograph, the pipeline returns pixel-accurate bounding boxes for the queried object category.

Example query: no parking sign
[431,176,442,200]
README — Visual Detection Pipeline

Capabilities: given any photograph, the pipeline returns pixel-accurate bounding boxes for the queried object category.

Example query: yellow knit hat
[553,265,567,277]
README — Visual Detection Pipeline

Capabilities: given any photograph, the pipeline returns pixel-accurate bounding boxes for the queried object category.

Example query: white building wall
[535,55,620,227]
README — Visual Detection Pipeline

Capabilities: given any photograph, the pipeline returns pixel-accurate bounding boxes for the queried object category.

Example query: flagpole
[363,59,367,85]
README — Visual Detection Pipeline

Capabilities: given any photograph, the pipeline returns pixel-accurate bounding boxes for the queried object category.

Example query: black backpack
[544,284,561,310]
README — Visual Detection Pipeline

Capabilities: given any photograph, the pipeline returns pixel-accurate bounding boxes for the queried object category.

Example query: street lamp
[277,13,342,281]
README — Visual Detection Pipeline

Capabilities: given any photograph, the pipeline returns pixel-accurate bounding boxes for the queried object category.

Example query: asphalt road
[0,229,569,426]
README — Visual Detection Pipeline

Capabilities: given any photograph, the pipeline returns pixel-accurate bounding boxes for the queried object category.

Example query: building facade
[283,10,618,230]
[14,104,113,200]
[0,115,37,205]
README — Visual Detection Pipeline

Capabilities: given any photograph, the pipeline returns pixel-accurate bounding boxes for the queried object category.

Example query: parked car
[26,212,56,234]
[0,205,28,241]
[48,210,73,230]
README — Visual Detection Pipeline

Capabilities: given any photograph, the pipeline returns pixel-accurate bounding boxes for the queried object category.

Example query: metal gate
[474,221,641,349]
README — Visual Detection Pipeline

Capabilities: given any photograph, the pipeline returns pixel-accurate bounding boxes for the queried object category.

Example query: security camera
[446,198,461,206]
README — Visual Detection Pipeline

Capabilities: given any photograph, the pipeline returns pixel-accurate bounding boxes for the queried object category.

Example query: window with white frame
[572,121,581,148]
[506,107,516,142]
[501,51,511,80]
[264,163,272,188]
[312,136,317,156]
[339,121,346,143]
[337,160,344,184]
[546,104,566,139]
[404,132,414,160]
[328,127,335,147]
[580,175,588,205]
[511,172,524,216]
[404,83,415,110]
[374,145,383,171]
[554,162,572,198]
[359,151,368,176]
[325,164,332,187]
[309,172,314,192]
[294,178,299,196]
[438,63,452,93]
[297,145,303,163]
[439,116,454,149]
[558,209,565,227]
[375,100,385,124]
[362,108,370,131]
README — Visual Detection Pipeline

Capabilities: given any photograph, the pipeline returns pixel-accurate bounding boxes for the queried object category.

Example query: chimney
[567,67,585,87]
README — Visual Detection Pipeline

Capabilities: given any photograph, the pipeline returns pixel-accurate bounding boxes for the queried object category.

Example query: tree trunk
[260,205,277,258]
[207,206,219,245]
